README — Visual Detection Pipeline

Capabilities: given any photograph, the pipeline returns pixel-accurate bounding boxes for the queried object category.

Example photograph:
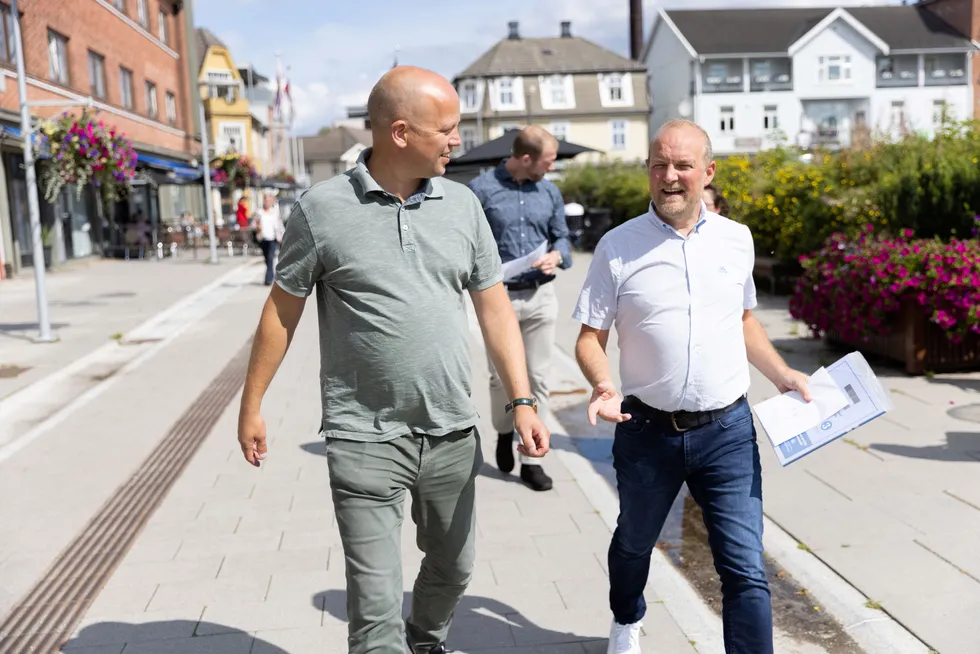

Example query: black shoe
[408,642,451,654]
[496,431,515,474]
[521,464,553,491]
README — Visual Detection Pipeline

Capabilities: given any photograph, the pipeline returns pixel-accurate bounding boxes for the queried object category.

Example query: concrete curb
[762,515,932,654]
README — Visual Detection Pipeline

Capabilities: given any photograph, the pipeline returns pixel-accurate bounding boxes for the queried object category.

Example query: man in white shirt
[572,119,811,654]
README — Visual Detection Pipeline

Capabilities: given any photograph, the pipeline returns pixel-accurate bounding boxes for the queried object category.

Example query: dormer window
[460,80,479,111]
[598,73,634,108]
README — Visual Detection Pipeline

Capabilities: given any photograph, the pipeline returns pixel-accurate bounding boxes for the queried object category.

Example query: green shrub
[557,118,980,262]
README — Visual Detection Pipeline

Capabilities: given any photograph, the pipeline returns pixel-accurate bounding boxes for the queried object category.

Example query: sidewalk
[0,255,254,401]
[551,252,980,654]
[0,270,700,652]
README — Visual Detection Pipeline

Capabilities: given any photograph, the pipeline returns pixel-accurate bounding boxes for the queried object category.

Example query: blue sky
[194,0,901,136]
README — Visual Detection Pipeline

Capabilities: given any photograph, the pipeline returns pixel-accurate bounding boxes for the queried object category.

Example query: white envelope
[752,367,849,446]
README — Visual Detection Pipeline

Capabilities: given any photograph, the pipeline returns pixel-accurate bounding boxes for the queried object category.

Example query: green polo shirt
[275,148,503,442]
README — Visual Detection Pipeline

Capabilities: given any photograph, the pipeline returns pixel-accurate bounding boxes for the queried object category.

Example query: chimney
[630,0,644,60]
[507,21,520,40]
[561,21,572,38]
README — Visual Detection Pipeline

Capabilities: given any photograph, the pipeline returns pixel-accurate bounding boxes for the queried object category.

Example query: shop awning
[136,153,202,181]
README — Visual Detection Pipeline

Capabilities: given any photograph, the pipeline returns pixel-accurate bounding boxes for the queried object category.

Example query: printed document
[753,352,894,466]
[500,240,549,282]
[752,367,849,446]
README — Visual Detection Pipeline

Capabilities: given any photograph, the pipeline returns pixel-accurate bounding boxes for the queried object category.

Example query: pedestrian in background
[572,119,811,654]
[468,125,572,492]
[252,193,283,286]
[702,183,730,217]
[237,65,550,654]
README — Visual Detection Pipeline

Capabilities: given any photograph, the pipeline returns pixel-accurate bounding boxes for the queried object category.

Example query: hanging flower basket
[36,111,138,204]
[270,168,295,184]
[211,152,258,187]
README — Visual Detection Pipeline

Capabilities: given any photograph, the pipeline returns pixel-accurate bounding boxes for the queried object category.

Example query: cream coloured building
[453,20,650,164]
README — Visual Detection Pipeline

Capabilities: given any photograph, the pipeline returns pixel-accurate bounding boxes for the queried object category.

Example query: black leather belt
[504,276,554,292]
[622,395,746,433]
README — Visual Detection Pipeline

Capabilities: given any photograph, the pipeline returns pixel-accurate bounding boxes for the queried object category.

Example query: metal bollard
[241,243,248,257]
[157,242,164,260]
[226,241,234,257]
[170,242,178,258]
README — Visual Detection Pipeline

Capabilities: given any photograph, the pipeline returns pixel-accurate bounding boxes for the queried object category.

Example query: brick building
[0,0,204,277]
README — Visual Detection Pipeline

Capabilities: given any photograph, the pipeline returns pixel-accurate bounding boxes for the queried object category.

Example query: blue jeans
[608,398,772,654]
[260,239,278,285]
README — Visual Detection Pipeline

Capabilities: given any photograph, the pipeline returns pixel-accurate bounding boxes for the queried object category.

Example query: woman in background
[702,184,730,217]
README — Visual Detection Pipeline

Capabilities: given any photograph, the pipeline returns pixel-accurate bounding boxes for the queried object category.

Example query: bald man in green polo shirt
[236,66,550,654]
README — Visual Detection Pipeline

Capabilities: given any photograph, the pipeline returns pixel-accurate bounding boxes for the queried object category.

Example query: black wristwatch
[505,397,538,413]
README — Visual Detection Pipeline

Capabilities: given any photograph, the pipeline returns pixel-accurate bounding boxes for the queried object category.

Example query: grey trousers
[487,282,559,464]
[326,429,482,654]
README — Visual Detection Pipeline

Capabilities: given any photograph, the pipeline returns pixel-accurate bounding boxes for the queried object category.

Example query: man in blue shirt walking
[468,126,572,491]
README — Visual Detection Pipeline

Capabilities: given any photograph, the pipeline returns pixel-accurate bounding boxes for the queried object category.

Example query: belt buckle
[669,412,689,433]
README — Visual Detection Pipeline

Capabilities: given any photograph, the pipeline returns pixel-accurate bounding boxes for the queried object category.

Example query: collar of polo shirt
[350,147,446,203]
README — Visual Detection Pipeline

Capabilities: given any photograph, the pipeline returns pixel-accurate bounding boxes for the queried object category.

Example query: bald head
[367,66,457,132]
[512,125,558,160]
[650,119,713,167]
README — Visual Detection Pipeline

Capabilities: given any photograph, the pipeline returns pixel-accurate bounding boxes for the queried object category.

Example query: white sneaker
[607,620,642,654]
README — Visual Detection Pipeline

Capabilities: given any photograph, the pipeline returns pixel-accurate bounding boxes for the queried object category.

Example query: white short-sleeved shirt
[572,203,757,412]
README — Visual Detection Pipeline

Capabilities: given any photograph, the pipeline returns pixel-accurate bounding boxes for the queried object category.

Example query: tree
[317,126,332,136]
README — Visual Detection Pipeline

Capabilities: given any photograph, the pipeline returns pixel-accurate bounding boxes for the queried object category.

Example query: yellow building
[196,28,272,223]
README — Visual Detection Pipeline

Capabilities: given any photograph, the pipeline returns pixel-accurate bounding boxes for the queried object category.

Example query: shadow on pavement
[61,620,286,653]
[316,589,600,651]
[300,440,325,456]
[930,377,980,394]
[0,322,71,341]
[871,431,980,462]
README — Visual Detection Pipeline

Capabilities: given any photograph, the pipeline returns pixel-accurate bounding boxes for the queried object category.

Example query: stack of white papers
[752,352,894,466]
[500,240,548,282]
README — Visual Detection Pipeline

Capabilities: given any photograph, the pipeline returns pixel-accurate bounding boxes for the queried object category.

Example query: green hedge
[557,119,980,262]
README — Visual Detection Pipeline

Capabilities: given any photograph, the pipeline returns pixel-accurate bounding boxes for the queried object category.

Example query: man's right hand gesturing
[587,381,633,426]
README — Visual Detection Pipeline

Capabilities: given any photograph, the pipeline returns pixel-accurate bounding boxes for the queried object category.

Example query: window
[701,60,743,93]
[0,4,16,64]
[876,55,918,88]
[549,75,567,105]
[166,91,177,125]
[925,53,967,86]
[47,29,69,85]
[818,55,851,83]
[113,0,125,11]
[157,9,168,44]
[720,106,734,132]
[137,0,147,27]
[550,122,569,141]
[749,58,792,92]
[88,51,106,99]
[460,81,478,110]
[611,120,626,150]
[933,100,948,127]
[119,67,134,109]
[498,78,514,106]
[763,105,778,131]
[218,122,245,153]
[460,126,477,152]
[607,74,623,102]
[145,80,158,118]
[890,101,906,130]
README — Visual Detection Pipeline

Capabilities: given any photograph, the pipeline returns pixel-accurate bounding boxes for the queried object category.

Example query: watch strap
[505,397,537,413]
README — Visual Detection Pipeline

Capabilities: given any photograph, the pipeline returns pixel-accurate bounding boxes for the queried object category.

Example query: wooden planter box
[826,298,980,375]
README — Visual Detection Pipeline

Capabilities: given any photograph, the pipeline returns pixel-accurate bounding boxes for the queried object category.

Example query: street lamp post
[198,98,218,264]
